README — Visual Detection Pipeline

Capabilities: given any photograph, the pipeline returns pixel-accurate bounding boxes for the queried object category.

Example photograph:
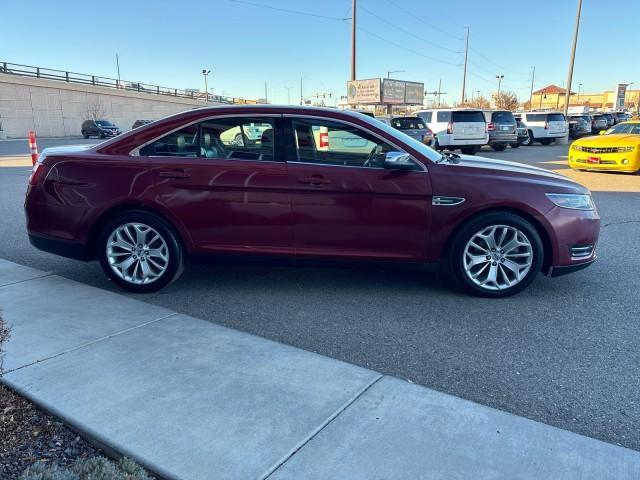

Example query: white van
[414,109,488,155]
[518,112,567,145]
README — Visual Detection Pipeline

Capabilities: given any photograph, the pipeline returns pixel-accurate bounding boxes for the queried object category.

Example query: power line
[468,47,529,77]
[227,0,349,21]
[384,0,463,41]
[357,26,462,67]
[359,4,461,55]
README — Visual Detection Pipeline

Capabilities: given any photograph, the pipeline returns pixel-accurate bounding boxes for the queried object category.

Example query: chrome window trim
[283,114,428,172]
[129,113,281,157]
[432,196,466,206]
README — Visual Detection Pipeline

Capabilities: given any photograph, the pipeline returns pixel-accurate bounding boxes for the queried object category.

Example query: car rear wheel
[460,146,479,155]
[98,210,184,293]
[522,131,533,146]
[510,143,520,148]
[82,130,88,139]
[491,144,507,151]
[448,212,543,297]
[540,139,552,146]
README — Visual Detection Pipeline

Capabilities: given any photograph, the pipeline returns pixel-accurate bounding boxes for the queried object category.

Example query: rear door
[140,115,293,256]
[451,110,486,140]
[546,113,567,134]
[392,117,427,142]
[284,116,432,261]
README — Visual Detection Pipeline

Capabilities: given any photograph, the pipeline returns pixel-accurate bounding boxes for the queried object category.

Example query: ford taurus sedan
[25,105,600,297]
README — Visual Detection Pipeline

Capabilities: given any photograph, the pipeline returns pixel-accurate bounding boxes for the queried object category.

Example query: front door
[140,115,293,256]
[284,117,432,261]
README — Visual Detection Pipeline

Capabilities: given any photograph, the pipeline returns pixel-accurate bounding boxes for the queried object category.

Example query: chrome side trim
[432,196,465,206]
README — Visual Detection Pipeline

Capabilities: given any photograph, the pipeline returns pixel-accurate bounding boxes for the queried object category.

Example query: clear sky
[2,0,637,105]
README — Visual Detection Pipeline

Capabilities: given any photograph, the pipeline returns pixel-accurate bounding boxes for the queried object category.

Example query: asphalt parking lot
[1,140,639,452]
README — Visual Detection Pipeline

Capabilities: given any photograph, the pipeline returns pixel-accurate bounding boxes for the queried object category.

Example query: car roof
[416,108,483,112]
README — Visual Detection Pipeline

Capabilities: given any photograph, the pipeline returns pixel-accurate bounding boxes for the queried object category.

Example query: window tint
[452,111,484,122]
[609,123,640,134]
[139,118,275,160]
[492,111,515,123]
[392,117,426,129]
[436,111,451,122]
[139,125,199,157]
[547,113,565,122]
[200,118,274,161]
[291,118,416,169]
[417,111,432,123]
[525,113,545,122]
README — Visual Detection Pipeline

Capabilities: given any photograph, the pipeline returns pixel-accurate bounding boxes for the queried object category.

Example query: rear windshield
[491,111,515,123]
[452,111,485,123]
[547,113,565,122]
[392,118,426,129]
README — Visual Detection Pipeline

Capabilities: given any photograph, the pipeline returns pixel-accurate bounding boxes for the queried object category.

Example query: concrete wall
[0,73,219,138]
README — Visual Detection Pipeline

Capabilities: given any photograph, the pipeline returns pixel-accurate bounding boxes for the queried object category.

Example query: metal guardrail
[0,61,263,105]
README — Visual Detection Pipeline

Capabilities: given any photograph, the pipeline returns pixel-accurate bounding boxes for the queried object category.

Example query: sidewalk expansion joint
[260,373,384,480]
[3,312,178,375]
[0,272,53,289]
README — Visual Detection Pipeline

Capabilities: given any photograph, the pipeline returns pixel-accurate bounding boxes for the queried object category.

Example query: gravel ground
[0,383,101,479]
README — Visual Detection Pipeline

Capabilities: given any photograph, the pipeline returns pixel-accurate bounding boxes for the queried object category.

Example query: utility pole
[563,0,582,116]
[437,79,442,107]
[202,69,211,104]
[264,81,268,104]
[529,66,535,107]
[461,27,469,104]
[115,54,121,87]
[351,0,357,81]
[284,86,293,105]
[496,74,504,96]
[300,76,305,106]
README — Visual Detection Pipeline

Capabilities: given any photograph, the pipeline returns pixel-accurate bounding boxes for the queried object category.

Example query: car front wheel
[448,212,543,297]
[98,210,184,293]
[460,146,479,155]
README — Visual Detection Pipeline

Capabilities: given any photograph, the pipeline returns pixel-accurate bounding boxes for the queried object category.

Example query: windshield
[96,120,114,126]
[392,118,426,129]
[608,123,640,134]
[492,111,515,123]
[355,112,441,163]
[547,113,565,122]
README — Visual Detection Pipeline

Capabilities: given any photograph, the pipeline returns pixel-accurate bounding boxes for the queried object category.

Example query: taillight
[446,122,453,134]
[28,163,48,186]
[487,122,495,131]
[544,121,549,130]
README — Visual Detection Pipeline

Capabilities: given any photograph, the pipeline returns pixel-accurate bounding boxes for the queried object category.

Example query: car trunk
[452,111,486,140]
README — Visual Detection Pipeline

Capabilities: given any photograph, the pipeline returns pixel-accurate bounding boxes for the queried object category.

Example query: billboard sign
[383,79,406,104]
[614,83,628,110]
[347,79,381,104]
[404,82,425,104]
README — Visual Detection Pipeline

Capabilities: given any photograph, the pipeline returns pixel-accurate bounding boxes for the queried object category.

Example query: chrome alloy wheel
[463,225,533,291]
[106,223,169,285]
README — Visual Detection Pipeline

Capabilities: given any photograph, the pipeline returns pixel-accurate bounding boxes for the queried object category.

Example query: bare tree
[459,96,491,109]
[521,100,532,111]
[84,96,107,121]
[492,91,519,111]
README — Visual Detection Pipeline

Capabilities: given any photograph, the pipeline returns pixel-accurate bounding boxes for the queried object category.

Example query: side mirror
[383,151,417,170]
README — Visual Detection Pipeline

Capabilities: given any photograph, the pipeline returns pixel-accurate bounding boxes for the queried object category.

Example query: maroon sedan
[25,106,599,297]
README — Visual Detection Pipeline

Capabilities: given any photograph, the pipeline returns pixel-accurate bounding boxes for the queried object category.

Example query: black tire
[82,130,88,139]
[540,139,552,146]
[432,137,440,150]
[447,211,544,298]
[99,131,105,139]
[522,130,533,146]
[98,210,185,293]
[510,143,520,148]
[460,146,479,155]
[491,144,507,151]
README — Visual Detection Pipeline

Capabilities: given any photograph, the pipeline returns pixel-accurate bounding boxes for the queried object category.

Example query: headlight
[545,193,594,210]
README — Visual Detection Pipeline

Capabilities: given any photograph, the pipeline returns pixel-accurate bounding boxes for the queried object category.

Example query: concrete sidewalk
[1,258,639,479]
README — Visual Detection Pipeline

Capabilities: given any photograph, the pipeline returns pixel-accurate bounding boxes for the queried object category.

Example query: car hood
[450,154,567,180]
[574,133,640,146]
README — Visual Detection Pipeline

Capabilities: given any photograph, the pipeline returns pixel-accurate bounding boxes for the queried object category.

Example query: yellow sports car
[568,120,640,173]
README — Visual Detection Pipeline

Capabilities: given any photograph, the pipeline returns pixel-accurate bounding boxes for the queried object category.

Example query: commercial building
[531,84,640,111]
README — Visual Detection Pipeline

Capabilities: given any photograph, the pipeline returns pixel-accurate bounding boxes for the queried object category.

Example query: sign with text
[347,79,382,104]
[383,79,406,104]
[404,82,425,104]
[614,83,628,111]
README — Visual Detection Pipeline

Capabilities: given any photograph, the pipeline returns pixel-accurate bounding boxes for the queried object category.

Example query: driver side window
[291,119,396,168]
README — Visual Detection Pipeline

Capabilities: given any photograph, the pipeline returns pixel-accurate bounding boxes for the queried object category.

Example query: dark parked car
[379,116,434,146]
[482,110,517,151]
[81,120,121,139]
[600,113,615,128]
[568,115,591,139]
[132,119,153,129]
[515,119,529,147]
[612,112,629,124]
[26,106,599,297]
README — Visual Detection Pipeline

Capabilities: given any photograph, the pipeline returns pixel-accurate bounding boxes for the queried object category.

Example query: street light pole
[496,74,504,96]
[284,86,293,105]
[115,54,121,87]
[350,0,357,81]
[563,0,583,117]
[202,69,211,104]
[387,69,405,79]
[461,27,469,104]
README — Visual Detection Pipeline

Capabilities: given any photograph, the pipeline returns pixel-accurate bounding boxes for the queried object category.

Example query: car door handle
[298,175,331,185]
[158,169,191,179]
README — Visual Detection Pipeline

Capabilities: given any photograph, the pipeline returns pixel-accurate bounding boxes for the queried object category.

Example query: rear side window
[392,118,426,129]
[452,111,485,123]
[436,111,451,122]
[417,111,432,123]
[524,114,545,122]
[139,125,199,157]
[492,111,515,123]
